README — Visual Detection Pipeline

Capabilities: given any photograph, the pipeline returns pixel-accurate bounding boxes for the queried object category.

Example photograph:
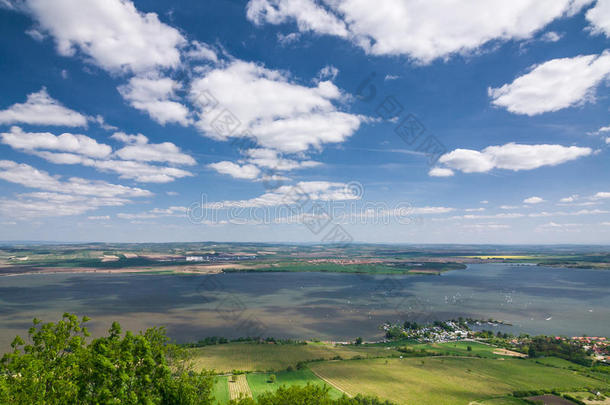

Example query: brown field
[492,349,527,358]
[228,374,252,401]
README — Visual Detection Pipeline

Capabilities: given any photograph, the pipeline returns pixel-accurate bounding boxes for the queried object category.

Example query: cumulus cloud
[247,0,349,37]
[428,167,454,177]
[524,196,545,204]
[21,0,185,73]
[435,143,592,174]
[246,0,591,63]
[592,191,610,199]
[1,128,195,183]
[190,60,363,153]
[1,126,111,158]
[208,161,261,180]
[118,76,190,126]
[489,51,610,115]
[559,194,579,203]
[111,132,196,165]
[0,160,151,197]
[586,0,610,37]
[0,88,87,127]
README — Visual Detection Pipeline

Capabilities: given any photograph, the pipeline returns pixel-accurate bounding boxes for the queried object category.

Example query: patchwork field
[190,341,400,373]
[308,357,604,405]
[228,374,252,401]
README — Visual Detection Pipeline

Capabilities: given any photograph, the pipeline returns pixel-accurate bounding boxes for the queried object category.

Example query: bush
[231,384,396,405]
[0,313,213,404]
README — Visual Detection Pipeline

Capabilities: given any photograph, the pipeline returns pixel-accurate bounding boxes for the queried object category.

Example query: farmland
[308,357,604,405]
[191,340,610,404]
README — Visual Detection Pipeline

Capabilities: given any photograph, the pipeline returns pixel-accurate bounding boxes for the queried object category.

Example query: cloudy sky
[0,0,609,244]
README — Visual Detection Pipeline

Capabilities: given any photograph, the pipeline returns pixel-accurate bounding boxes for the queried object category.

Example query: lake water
[0,264,608,351]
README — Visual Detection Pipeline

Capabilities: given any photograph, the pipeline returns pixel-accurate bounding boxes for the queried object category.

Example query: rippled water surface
[0,264,608,351]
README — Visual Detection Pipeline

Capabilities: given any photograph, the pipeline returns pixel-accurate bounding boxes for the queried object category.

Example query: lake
[0,263,608,351]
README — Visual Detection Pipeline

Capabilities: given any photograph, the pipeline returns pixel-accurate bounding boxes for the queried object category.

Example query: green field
[246,369,343,400]
[211,376,230,404]
[190,341,400,373]
[407,341,503,358]
[309,357,604,405]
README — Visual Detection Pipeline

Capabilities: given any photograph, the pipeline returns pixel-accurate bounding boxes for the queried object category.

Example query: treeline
[181,336,307,348]
[526,336,591,366]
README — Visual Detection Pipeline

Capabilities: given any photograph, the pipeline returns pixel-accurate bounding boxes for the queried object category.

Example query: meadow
[192,341,609,404]
[308,357,604,405]
[190,341,400,373]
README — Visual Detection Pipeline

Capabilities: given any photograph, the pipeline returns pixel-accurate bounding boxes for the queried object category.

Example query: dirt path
[310,366,353,397]
[228,374,252,401]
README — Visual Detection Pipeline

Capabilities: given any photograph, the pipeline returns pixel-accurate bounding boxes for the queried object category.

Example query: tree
[355,337,363,345]
[467,345,472,352]
[0,313,213,404]
[268,374,276,383]
[528,346,537,358]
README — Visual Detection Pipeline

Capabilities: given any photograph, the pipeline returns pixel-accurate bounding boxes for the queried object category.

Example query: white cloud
[317,65,338,81]
[410,206,454,215]
[206,181,361,209]
[540,31,563,42]
[436,143,592,174]
[111,132,196,165]
[0,160,151,198]
[277,32,301,45]
[529,209,609,217]
[1,128,194,183]
[489,51,610,115]
[559,194,579,203]
[246,0,591,63]
[0,88,87,127]
[524,196,545,204]
[428,167,454,177]
[592,191,610,199]
[117,206,187,220]
[500,205,519,209]
[184,41,218,62]
[191,60,363,153]
[586,0,610,37]
[247,0,349,37]
[25,28,45,41]
[1,126,111,158]
[88,159,193,183]
[440,212,525,221]
[208,161,261,180]
[88,215,110,220]
[465,207,486,212]
[245,148,320,170]
[22,0,185,73]
[118,76,190,126]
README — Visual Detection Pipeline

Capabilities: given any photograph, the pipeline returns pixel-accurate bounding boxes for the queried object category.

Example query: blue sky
[0,0,609,244]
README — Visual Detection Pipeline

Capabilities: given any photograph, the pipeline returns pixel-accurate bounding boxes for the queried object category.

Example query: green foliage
[230,384,396,405]
[0,313,213,405]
